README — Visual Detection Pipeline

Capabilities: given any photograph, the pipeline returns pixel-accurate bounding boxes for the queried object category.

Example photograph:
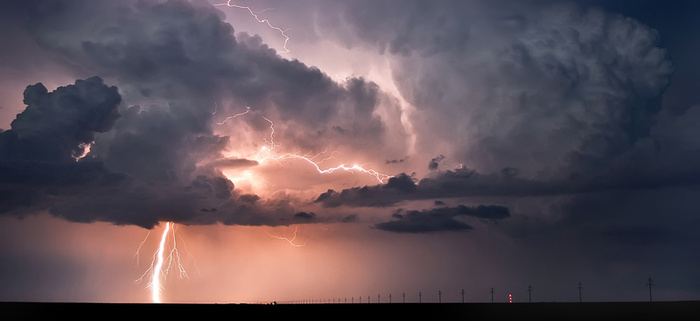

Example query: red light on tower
[509,293,512,303]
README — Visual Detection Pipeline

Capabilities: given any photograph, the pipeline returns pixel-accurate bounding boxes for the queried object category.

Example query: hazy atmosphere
[1,0,699,303]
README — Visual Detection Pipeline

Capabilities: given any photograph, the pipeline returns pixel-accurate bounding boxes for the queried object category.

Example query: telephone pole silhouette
[419,291,422,303]
[647,277,654,302]
[490,287,494,303]
[438,290,442,303]
[461,289,465,303]
[527,285,533,303]
[577,282,583,303]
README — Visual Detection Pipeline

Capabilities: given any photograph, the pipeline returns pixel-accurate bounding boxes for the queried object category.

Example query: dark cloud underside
[0,0,402,229]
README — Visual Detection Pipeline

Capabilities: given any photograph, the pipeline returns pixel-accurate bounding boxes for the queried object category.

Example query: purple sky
[1,0,699,303]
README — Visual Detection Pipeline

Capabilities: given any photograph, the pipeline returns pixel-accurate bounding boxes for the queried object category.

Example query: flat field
[5,301,700,319]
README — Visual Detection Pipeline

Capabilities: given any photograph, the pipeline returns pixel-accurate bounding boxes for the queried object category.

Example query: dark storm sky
[1,0,699,303]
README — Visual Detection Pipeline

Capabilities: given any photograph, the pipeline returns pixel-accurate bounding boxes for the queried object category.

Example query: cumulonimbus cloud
[0,0,407,229]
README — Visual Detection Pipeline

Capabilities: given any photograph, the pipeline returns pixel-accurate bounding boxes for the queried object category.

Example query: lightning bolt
[151,222,170,303]
[210,2,393,183]
[267,226,307,247]
[135,221,192,303]
[215,104,251,125]
[134,230,151,268]
[215,104,393,183]
[257,150,392,183]
[253,115,391,183]
[217,1,291,54]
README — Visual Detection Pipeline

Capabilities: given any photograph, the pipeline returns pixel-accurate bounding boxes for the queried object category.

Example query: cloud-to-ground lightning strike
[151,222,170,303]
[217,1,291,54]
[135,221,191,303]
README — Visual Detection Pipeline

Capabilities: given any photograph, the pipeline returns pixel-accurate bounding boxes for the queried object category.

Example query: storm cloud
[320,0,674,180]
[0,0,405,229]
[2,0,700,304]
[375,204,510,233]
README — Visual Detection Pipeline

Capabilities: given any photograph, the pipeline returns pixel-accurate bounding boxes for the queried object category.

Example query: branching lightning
[135,221,192,303]
[211,2,391,183]
[267,226,307,247]
[121,0,392,305]
[134,230,151,267]
[217,1,291,54]
[215,104,251,125]
[257,149,392,183]
[217,105,393,184]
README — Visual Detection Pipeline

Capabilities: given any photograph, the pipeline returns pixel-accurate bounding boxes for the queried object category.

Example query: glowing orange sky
[2,0,700,304]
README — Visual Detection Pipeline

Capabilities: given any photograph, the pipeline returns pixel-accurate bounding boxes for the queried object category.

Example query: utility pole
[378,293,380,303]
[461,289,465,303]
[419,291,422,303]
[490,287,494,303]
[402,292,406,303]
[578,282,583,303]
[648,277,654,302]
[438,290,442,303]
[527,285,532,303]
[389,293,392,304]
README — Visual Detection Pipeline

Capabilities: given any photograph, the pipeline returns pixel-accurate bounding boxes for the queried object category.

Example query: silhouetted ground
[4,301,700,319]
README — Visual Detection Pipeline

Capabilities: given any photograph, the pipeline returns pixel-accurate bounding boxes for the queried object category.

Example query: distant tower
[461,289,465,303]
[402,292,406,303]
[438,290,442,303]
[490,287,495,303]
[647,277,654,302]
[419,291,422,303]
